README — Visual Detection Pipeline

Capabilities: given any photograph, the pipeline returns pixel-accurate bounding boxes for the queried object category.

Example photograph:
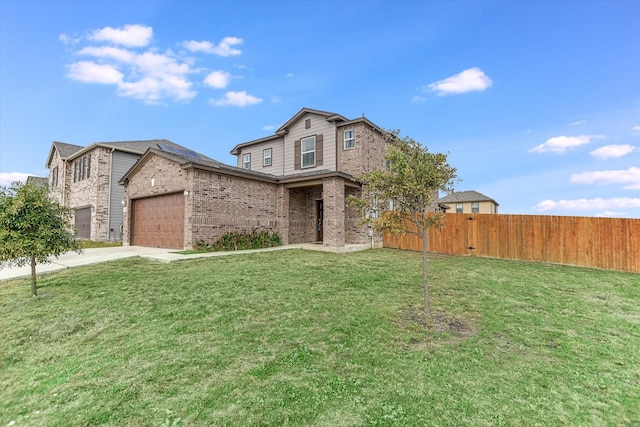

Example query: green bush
[195,229,282,252]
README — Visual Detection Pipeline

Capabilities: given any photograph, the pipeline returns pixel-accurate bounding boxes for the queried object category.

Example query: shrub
[196,229,282,252]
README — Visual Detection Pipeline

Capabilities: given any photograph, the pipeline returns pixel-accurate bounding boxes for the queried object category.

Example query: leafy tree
[0,181,81,296]
[349,130,458,316]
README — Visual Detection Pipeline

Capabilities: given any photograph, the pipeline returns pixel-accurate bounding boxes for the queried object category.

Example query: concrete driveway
[0,246,176,281]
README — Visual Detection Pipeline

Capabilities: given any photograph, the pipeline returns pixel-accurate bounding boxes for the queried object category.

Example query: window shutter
[294,139,301,170]
[316,134,323,166]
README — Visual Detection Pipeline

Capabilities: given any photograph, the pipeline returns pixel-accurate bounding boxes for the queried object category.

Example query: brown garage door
[75,207,91,239]
[132,193,185,249]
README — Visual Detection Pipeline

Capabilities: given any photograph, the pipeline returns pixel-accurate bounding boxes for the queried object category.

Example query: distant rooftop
[439,190,499,206]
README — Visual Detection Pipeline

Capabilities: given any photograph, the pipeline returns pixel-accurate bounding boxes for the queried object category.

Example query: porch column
[322,177,345,247]
[276,184,290,245]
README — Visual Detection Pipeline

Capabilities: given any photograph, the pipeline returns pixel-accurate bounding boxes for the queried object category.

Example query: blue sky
[1,0,639,217]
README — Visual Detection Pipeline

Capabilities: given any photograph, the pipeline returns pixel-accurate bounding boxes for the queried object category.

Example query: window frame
[301,135,316,168]
[263,148,272,167]
[344,129,355,149]
[242,153,251,170]
[472,202,479,214]
[73,154,91,183]
[456,203,463,213]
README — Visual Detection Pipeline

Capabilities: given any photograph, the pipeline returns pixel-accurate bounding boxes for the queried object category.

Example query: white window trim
[243,153,251,170]
[344,129,355,149]
[263,148,272,167]
[301,136,316,168]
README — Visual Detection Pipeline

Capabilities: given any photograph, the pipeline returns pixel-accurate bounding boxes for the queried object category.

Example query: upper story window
[52,166,59,187]
[472,202,479,213]
[301,136,316,168]
[456,203,463,213]
[73,154,91,183]
[243,153,251,170]
[344,130,355,149]
[263,148,272,167]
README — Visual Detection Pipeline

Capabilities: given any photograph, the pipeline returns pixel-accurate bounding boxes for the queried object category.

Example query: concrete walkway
[0,243,370,281]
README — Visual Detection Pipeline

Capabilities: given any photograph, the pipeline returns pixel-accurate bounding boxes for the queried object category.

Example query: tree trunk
[422,232,430,316]
[30,256,37,297]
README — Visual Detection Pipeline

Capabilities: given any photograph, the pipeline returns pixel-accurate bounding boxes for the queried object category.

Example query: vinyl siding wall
[283,113,337,175]
[236,137,285,175]
[109,151,142,240]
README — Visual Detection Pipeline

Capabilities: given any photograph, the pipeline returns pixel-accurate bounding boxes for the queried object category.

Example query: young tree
[0,181,81,296]
[349,130,458,316]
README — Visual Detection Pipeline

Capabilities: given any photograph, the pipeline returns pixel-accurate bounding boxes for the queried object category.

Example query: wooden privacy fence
[383,213,640,273]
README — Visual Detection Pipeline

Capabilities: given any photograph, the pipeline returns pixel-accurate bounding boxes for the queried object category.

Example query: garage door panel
[75,207,91,240]
[132,193,184,249]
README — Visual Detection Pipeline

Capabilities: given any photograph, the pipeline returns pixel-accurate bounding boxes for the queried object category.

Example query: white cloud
[204,70,231,89]
[411,96,426,103]
[77,46,136,63]
[570,120,586,126]
[88,24,153,47]
[210,91,262,107]
[285,73,295,78]
[533,197,640,212]
[426,67,492,96]
[571,167,640,190]
[590,144,637,160]
[0,172,31,186]
[67,61,124,84]
[65,25,250,104]
[182,36,243,56]
[632,126,640,136]
[59,33,82,45]
[529,135,605,154]
[262,125,276,131]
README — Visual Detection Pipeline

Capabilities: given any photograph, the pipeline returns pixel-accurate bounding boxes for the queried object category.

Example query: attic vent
[157,143,200,159]
[305,119,311,129]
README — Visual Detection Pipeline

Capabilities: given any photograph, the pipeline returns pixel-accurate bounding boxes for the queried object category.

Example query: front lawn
[1,249,638,426]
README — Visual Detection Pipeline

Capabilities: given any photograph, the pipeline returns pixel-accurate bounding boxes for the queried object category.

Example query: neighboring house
[120,108,388,249]
[26,176,48,187]
[439,190,499,214]
[45,139,211,241]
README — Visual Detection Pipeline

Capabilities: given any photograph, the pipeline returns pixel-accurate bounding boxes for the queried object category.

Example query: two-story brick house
[45,139,212,241]
[119,108,387,249]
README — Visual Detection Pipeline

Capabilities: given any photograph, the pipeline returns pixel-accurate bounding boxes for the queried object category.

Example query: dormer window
[344,130,355,149]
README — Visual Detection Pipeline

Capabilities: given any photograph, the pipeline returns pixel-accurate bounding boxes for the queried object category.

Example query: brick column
[276,184,290,245]
[322,177,345,247]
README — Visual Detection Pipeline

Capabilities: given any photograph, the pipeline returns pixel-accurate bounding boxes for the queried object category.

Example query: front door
[316,200,323,242]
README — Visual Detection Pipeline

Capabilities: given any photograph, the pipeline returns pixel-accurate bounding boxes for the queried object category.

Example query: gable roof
[46,139,213,167]
[230,107,383,155]
[119,147,280,185]
[276,108,349,135]
[439,190,499,206]
[45,141,84,167]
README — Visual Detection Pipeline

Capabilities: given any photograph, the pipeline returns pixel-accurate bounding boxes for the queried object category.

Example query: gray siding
[109,151,141,240]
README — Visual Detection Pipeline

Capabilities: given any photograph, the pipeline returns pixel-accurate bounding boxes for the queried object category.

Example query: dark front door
[316,200,323,242]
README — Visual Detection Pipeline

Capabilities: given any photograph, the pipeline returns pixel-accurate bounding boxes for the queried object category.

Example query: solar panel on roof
[157,143,201,159]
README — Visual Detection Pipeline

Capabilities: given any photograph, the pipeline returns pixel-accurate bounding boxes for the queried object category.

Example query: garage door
[75,207,91,239]
[132,193,185,249]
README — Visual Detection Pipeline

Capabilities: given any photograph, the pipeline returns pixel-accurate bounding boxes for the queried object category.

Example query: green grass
[78,240,123,249]
[1,249,638,426]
